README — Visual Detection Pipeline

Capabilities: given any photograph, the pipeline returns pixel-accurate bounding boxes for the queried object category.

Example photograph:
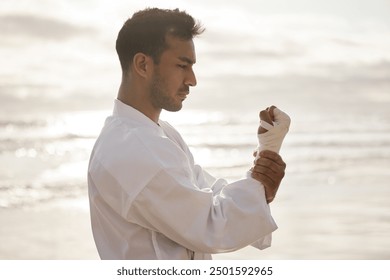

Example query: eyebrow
[178,56,196,65]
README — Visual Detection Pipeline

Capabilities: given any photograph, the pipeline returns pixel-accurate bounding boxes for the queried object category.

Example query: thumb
[258,109,274,134]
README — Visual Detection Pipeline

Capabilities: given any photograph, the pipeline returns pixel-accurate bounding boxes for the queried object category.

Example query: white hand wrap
[256,107,291,156]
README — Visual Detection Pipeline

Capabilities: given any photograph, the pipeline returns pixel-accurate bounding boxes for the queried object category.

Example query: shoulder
[93,117,190,172]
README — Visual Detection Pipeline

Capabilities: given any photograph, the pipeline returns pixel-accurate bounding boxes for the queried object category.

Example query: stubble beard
[150,71,183,112]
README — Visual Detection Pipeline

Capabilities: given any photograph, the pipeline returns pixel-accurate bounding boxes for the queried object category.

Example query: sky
[0,0,389,114]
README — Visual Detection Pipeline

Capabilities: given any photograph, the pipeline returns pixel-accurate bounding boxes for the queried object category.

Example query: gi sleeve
[125,165,277,254]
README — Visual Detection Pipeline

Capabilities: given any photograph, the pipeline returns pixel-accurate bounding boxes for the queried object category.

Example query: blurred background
[0,0,389,259]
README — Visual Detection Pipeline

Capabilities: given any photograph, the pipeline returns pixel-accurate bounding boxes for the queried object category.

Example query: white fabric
[259,120,274,131]
[88,99,278,260]
[257,107,291,155]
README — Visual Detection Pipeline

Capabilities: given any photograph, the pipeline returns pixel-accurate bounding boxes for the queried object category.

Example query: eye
[177,64,187,69]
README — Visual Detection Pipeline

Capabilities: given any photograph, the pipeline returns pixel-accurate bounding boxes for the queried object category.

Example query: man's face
[149,35,197,112]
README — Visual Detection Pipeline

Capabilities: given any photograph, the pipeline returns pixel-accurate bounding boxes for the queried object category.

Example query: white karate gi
[88,99,278,259]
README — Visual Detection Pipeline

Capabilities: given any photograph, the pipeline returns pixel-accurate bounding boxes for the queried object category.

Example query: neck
[117,76,161,123]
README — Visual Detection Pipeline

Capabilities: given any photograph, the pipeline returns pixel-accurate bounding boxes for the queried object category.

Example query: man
[88,8,289,260]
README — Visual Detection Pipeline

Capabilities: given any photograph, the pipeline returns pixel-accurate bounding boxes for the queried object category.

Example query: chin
[165,104,183,112]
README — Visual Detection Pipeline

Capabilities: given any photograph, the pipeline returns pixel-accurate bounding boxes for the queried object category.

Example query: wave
[0,182,87,209]
[0,119,47,128]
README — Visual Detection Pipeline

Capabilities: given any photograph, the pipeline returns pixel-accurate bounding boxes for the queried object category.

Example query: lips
[178,90,189,99]
[179,86,189,94]
[178,94,188,100]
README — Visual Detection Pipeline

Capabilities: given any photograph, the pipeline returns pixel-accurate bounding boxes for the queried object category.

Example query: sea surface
[1,76,389,209]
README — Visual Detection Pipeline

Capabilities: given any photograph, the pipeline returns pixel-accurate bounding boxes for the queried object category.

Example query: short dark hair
[116,8,204,73]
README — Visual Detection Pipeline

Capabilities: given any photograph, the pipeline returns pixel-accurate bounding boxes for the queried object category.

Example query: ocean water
[1,86,389,209]
[1,0,390,258]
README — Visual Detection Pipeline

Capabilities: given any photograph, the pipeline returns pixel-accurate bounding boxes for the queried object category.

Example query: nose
[185,68,197,87]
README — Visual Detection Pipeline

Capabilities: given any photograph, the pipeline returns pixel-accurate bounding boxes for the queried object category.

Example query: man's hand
[251,150,286,203]
[256,106,290,154]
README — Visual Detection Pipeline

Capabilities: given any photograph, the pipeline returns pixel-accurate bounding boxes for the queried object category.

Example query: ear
[132,53,153,78]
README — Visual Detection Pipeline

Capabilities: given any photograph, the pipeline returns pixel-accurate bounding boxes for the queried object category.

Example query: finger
[259,150,286,168]
[252,161,283,182]
[254,157,286,173]
[252,164,284,184]
[258,110,273,134]
[252,164,277,176]
[259,110,273,124]
[250,171,276,189]
[253,160,285,183]
[268,105,277,121]
[252,168,282,188]
[259,149,281,161]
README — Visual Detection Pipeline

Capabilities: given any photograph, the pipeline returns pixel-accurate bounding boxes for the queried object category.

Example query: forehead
[161,35,196,63]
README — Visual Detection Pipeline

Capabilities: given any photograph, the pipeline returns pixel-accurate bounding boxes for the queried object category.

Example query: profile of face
[149,35,197,112]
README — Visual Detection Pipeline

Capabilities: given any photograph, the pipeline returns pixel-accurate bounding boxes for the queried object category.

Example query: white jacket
[88,99,277,259]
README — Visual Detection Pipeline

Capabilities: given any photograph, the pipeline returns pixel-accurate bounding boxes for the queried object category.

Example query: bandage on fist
[256,106,291,155]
